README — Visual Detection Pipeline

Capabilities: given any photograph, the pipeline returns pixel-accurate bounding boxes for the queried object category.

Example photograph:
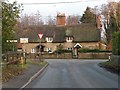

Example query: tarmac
[2,62,48,89]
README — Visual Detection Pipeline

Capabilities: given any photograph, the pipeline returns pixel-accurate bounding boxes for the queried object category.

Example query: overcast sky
[8,0,119,22]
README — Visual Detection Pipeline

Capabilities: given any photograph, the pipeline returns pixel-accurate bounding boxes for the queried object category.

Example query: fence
[2,52,23,66]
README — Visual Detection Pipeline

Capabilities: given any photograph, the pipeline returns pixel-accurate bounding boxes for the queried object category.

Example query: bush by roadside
[112,31,120,55]
[100,31,120,74]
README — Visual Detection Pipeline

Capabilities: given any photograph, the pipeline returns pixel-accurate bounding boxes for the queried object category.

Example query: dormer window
[46,37,53,42]
[66,36,73,42]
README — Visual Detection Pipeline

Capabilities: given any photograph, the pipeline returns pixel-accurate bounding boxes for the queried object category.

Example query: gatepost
[20,38,28,64]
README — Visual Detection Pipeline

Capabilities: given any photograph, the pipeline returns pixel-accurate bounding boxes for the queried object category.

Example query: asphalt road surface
[26,59,118,88]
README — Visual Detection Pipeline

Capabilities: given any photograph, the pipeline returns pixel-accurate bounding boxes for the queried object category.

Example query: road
[26,59,118,88]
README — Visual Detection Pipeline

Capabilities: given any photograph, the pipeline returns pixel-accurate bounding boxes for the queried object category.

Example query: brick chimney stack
[96,15,101,30]
[56,13,66,26]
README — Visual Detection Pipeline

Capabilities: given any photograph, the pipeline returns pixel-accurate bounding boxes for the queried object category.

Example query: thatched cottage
[17,23,102,56]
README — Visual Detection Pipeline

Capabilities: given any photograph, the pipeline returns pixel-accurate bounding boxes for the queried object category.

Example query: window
[46,37,53,42]
[47,48,52,53]
[66,37,73,42]
[31,48,35,53]
[67,48,72,50]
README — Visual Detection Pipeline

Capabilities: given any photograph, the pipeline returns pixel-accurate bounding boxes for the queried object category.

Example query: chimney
[56,13,66,26]
[96,15,101,30]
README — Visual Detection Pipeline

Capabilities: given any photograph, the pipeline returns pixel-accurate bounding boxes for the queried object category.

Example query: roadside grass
[2,64,29,83]
[28,59,47,66]
[0,67,2,83]
[2,59,47,83]
[99,61,120,74]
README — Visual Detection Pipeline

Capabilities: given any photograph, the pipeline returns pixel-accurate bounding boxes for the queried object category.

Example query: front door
[36,44,45,53]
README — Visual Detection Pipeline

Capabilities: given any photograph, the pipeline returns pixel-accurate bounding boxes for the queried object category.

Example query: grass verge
[99,61,120,74]
[2,64,29,83]
[2,59,47,83]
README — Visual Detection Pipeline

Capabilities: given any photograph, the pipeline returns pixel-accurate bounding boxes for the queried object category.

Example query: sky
[8,0,119,21]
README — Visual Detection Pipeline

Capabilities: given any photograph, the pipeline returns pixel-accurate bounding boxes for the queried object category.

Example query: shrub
[112,31,120,55]
[62,49,72,53]
[55,49,63,54]
[78,48,111,53]
[55,49,72,54]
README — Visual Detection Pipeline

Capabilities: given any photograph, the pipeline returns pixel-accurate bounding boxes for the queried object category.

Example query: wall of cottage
[22,43,39,53]
[79,42,100,49]
[22,42,100,53]
[42,43,62,52]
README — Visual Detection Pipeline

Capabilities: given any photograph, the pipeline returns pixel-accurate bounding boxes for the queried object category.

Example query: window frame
[66,36,73,42]
[46,37,53,42]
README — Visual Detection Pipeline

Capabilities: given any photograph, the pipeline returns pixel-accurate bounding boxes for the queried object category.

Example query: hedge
[112,31,120,55]
[78,48,111,53]
[55,49,72,54]
[55,48,111,54]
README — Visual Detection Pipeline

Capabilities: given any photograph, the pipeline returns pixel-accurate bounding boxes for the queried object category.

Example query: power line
[20,0,98,5]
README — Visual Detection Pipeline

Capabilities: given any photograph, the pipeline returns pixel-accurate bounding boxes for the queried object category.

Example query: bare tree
[66,15,81,25]
[100,1,120,50]
[20,12,44,26]
[47,15,56,25]
[35,11,44,25]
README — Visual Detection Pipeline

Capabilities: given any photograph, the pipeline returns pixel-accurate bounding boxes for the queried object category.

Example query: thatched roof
[16,23,100,43]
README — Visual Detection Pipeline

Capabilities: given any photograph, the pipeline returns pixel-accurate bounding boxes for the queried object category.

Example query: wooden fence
[2,52,23,66]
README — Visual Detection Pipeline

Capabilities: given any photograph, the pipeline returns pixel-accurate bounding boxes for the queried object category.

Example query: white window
[46,37,53,42]
[31,48,35,53]
[66,37,73,42]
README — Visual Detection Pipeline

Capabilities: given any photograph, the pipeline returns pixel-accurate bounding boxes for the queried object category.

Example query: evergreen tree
[80,7,96,23]
[2,1,21,53]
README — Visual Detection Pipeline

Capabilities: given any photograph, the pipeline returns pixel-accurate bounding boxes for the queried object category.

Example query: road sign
[20,38,28,43]
[6,40,18,43]
[38,34,43,39]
